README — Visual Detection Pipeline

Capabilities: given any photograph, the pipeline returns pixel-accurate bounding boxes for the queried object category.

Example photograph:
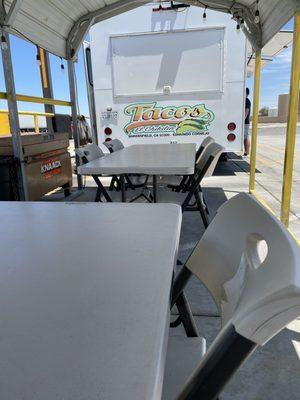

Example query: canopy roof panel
[246,30,293,77]
[0,0,299,59]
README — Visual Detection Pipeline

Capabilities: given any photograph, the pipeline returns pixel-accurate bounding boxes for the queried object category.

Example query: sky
[0,17,294,120]
[0,36,89,117]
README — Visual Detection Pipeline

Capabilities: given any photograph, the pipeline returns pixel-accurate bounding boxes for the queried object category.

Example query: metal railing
[0,92,71,107]
[0,109,55,134]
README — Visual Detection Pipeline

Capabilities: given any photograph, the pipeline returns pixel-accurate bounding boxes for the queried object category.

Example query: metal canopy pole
[249,49,262,193]
[68,59,83,189]
[1,31,27,200]
[82,43,98,144]
[38,47,55,134]
[280,11,300,227]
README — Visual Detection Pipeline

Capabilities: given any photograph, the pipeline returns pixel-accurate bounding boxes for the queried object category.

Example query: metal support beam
[67,60,83,190]
[1,31,27,200]
[67,17,94,60]
[4,0,24,26]
[82,42,98,144]
[281,11,300,227]
[38,47,55,133]
[249,49,262,193]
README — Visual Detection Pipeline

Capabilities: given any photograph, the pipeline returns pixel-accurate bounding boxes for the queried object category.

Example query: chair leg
[108,177,114,191]
[93,176,112,202]
[129,192,153,203]
[181,185,196,212]
[182,175,194,192]
[170,315,182,328]
[194,189,209,228]
[176,292,199,337]
[94,187,102,202]
[167,175,188,192]
[176,175,189,192]
[125,175,135,190]
[199,184,210,215]
[109,176,119,191]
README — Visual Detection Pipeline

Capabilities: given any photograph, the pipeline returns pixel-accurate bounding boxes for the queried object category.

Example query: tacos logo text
[124,102,215,138]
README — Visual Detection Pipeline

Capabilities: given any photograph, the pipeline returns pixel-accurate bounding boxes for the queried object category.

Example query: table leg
[92,176,112,202]
[121,174,126,202]
[153,175,157,203]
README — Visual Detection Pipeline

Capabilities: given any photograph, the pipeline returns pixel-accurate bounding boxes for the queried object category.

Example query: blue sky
[0,36,89,116]
[0,18,294,117]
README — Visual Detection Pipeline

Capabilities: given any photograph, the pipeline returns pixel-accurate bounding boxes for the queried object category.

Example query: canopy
[0,0,299,59]
[246,30,293,77]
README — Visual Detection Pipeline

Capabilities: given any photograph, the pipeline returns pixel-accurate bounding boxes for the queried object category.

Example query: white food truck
[85,3,247,151]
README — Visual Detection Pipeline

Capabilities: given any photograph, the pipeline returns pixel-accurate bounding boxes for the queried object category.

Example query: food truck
[85,3,247,151]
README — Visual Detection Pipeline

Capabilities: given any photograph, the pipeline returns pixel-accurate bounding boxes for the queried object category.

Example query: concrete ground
[45,124,300,399]
[239,123,300,241]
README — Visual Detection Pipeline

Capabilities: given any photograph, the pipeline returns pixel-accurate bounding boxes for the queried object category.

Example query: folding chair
[103,139,127,190]
[161,142,224,228]
[75,144,112,202]
[168,136,215,192]
[163,193,300,400]
[103,138,125,153]
[103,138,150,196]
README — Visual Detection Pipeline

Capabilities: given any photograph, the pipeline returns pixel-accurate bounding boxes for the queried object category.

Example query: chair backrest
[103,139,124,153]
[75,144,104,164]
[196,142,224,179]
[187,193,300,344]
[177,193,300,399]
[195,136,215,163]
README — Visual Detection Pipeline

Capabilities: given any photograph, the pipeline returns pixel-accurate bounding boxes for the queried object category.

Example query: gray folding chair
[161,142,224,228]
[75,144,112,202]
[103,138,124,153]
[76,143,104,161]
[163,193,300,399]
[168,136,215,192]
[103,139,127,191]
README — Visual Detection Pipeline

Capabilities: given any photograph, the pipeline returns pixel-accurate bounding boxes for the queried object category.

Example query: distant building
[258,92,300,123]
[278,93,300,118]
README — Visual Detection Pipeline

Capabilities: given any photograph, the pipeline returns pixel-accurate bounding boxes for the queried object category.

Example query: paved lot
[208,123,300,241]
[255,124,300,239]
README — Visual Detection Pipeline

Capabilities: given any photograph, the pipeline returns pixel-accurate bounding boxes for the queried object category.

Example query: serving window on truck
[110,27,225,97]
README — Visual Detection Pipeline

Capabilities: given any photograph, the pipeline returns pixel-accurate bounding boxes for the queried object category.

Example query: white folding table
[0,202,182,400]
[78,143,196,202]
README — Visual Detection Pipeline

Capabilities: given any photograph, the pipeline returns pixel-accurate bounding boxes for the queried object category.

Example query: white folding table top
[0,202,182,400]
[78,143,196,175]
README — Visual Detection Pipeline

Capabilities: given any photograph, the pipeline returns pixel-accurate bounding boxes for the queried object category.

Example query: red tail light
[227,122,236,131]
[104,127,112,135]
[105,137,112,142]
[227,133,236,142]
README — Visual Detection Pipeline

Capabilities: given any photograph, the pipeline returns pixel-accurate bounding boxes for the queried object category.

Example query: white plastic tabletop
[0,202,182,400]
[78,143,196,175]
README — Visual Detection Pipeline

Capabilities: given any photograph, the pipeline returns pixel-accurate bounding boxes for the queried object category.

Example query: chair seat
[162,334,206,400]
